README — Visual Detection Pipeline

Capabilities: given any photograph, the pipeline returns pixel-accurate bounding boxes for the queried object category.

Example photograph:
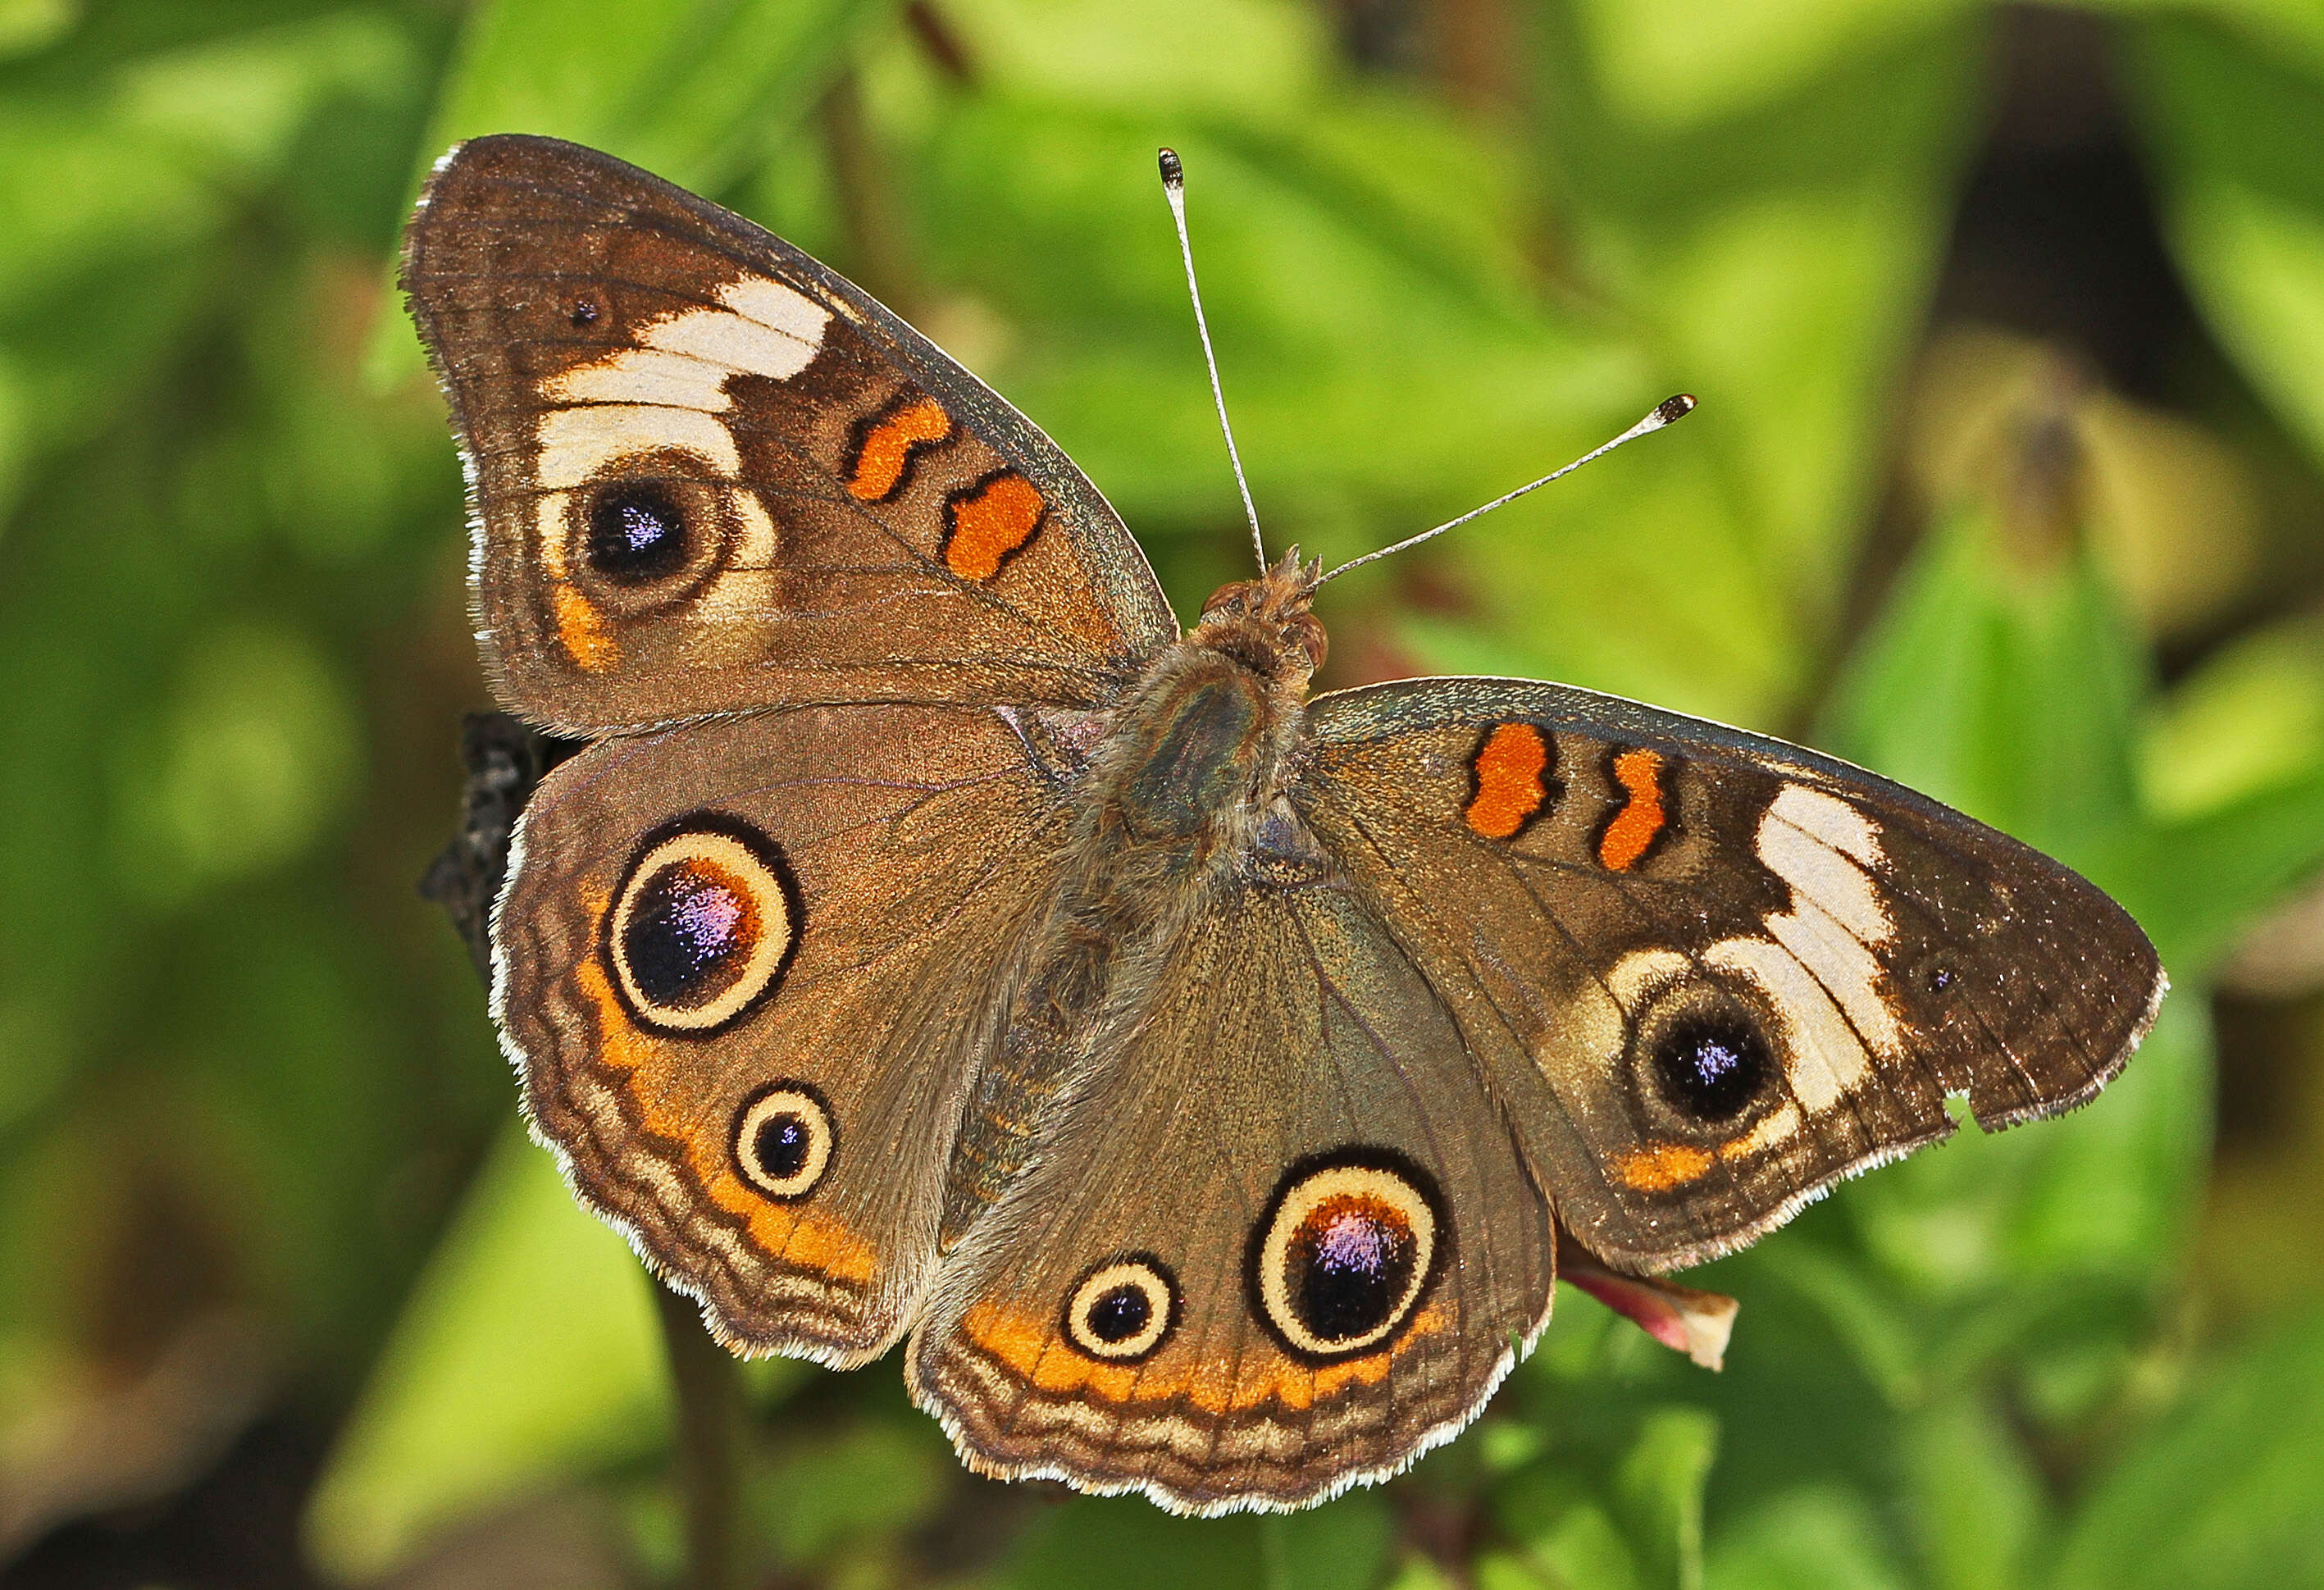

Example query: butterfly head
[1194,548,1327,686]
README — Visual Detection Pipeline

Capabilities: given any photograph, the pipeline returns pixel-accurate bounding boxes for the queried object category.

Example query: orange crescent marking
[1465,722,1550,839]
[1613,1142,1714,1192]
[572,950,875,1284]
[1597,748,1668,871]
[944,473,1046,580]
[959,1298,1446,1415]
[847,397,951,501]
[554,585,618,672]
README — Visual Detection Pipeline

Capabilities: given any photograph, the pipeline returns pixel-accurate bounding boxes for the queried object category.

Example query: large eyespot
[731,1082,833,1200]
[1061,1254,1179,1363]
[604,814,800,1037]
[558,449,745,617]
[1248,1149,1446,1364]
[587,481,690,583]
[1650,1011,1773,1123]
[1631,977,1777,1129]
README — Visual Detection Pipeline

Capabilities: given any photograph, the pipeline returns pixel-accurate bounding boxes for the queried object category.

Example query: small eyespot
[1925,961,1957,995]
[1649,1010,1772,1123]
[731,1082,833,1200]
[1249,1150,1445,1364]
[571,297,600,327]
[1061,1255,1178,1363]
[586,481,689,584]
[604,815,800,1037]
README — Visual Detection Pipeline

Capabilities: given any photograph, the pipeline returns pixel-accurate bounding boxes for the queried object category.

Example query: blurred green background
[5,0,2324,1585]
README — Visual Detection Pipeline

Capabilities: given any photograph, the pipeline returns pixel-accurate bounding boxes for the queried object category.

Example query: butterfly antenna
[1317,395,1697,585]
[1160,148,1268,572]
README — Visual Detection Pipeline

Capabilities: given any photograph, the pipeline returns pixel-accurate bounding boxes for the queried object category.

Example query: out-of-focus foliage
[2,0,2322,1586]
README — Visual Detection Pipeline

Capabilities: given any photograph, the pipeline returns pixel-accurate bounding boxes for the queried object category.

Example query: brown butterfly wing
[403,134,1177,734]
[907,871,1556,1514]
[496,703,1070,1363]
[1292,677,2164,1274]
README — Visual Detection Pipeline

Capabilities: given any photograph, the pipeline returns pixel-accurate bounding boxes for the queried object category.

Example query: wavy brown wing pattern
[908,868,1556,1515]
[403,135,1177,734]
[1292,677,2163,1273]
[494,702,1071,1364]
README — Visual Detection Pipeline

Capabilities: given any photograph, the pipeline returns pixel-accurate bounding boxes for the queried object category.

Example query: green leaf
[2140,612,2324,822]
[911,94,1639,545]
[0,103,222,458]
[1704,1485,1909,1590]
[418,0,884,194]
[1614,1407,1720,1590]
[948,0,1328,112]
[1261,1493,1396,1590]
[999,1496,1268,1590]
[303,1125,671,1582]
[1490,18,1981,722]
[752,1419,950,1572]
[1508,1500,1644,1590]
[2124,16,2324,471]
[2100,769,2324,981]
[1819,504,2144,857]
[109,12,419,183]
[2049,1314,2324,1590]
[1569,0,1974,129]
[1748,1243,1925,1409]
[108,620,362,904]
[1492,1410,1717,1590]
[1900,1393,2049,1590]
[1841,999,2210,1307]
[371,0,888,382]
[1812,473,2212,1319]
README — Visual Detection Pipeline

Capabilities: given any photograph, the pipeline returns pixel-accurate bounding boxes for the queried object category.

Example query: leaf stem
[652,1282,747,1590]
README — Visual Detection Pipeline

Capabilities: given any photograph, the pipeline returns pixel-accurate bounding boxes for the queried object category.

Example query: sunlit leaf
[111,13,418,181]
[1570,0,1970,129]
[1703,1485,1908,1590]
[1899,1393,2048,1590]
[2140,612,2324,821]
[303,1126,670,1582]
[2126,16,2324,470]
[1614,1406,1719,1590]
[950,0,1326,112]
[1820,504,2144,856]
[109,619,362,902]
[369,0,889,381]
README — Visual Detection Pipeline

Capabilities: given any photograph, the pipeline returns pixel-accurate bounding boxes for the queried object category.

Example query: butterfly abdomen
[939,632,1315,1244]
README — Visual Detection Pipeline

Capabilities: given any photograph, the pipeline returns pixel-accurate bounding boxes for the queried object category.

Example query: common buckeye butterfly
[401,135,2162,1514]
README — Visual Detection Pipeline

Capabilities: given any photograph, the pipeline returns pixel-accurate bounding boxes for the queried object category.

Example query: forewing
[1293,677,2165,1273]
[908,870,1556,1514]
[403,134,1177,732]
[496,703,1069,1363]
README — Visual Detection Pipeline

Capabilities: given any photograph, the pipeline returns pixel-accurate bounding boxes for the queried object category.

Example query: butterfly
[401,134,2163,1515]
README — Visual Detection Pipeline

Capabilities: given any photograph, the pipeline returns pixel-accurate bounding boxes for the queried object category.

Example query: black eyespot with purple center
[586,481,689,583]
[604,813,800,1038]
[1248,1147,1447,1364]
[1650,1011,1770,1123]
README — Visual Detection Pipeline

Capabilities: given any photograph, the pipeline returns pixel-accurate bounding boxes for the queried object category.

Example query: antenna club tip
[1653,394,1697,426]
[1158,148,1183,188]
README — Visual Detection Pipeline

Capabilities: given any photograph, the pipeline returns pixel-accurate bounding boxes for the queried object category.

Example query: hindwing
[496,703,1072,1361]
[908,864,1556,1514]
